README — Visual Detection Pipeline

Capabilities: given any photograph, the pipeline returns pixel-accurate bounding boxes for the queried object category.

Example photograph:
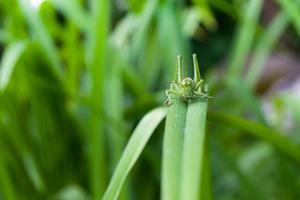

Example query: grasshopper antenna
[174,55,183,83]
[193,53,201,83]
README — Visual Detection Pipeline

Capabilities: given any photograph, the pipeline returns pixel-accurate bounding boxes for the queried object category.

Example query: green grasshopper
[165,54,212,106]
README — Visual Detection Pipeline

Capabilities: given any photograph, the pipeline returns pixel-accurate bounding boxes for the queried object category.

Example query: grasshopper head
[181,77,193,87]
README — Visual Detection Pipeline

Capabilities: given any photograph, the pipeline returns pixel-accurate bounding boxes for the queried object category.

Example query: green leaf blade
[180,100,208,200]
[86,0,110,198]
[0,41,28,91]
[276,0,300,36]
[103,107,166,200]
[208,112,300,164]
[246,12,289,89]
[162,99,187,200]
[227,0,263,80]
[18,0,63,79]
[0,154,16,200]
[50,0,90,32]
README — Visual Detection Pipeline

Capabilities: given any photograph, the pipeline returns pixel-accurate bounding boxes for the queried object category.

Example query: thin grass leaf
[246,12,289,89]
[63,22,82,95]
[276,0,300,36]
[162,99,186,200]
[132,0,158,57]
[284,95,300,139]
[0,149,16,200]
[103,107,167,200]
[208,112,300,164]
[139,31,162,89]
[227,0,263,80]
[209,0,239,20]
[220,2,268,122]
[180,54,209,200]
[104,52,129,200]
[122,66,147,98]
[200,133,212,200]
[180,101,208,200]
[192,0,217,30]
[22,153,46,194]
[86,0,110,198]
[18,0,63,79]
[0,97,47,195]
[229,79,266,123]
[50,0,90,32]
[162,56,187,200]
[105,56,125,167]
[158,2,189,82]
[0,41,28,91]
[127,0,145,13]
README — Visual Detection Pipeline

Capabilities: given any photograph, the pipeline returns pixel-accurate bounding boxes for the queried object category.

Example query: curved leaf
[208,112,300,164]
[103,107,167,200]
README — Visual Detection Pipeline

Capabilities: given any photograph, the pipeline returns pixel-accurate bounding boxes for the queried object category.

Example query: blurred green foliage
[0,0,300,199]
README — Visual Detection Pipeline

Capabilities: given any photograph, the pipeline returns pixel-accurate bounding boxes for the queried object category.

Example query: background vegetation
[0,0,300,199]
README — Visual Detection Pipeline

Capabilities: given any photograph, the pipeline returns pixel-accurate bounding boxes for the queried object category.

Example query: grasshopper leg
[164,89,180,106]
[193,91,213,99]
[194,79,203,91]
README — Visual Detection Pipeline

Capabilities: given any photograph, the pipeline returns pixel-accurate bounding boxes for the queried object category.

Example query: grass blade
[200,134,212,200]
[246,12,289,89]
[22,153,46,193]
[0,148,16,200]
[208,112,300,164]
[227,0,263,80]
[180,55,209,200]
[18,0,63,79]
[104,52,129,200]
[162,99,187,200]
[229,79,266,123]
[180,100,208,200]
[162,56,187,200]
[276,0,300,36]
[0,41,28,91]
[223,0,266,123]
[157,2,189,82]
[209,0,239,20]
[132,0,158,57]
[86,0,110,198]
[50,0,90,32]
[103,107,167,200]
